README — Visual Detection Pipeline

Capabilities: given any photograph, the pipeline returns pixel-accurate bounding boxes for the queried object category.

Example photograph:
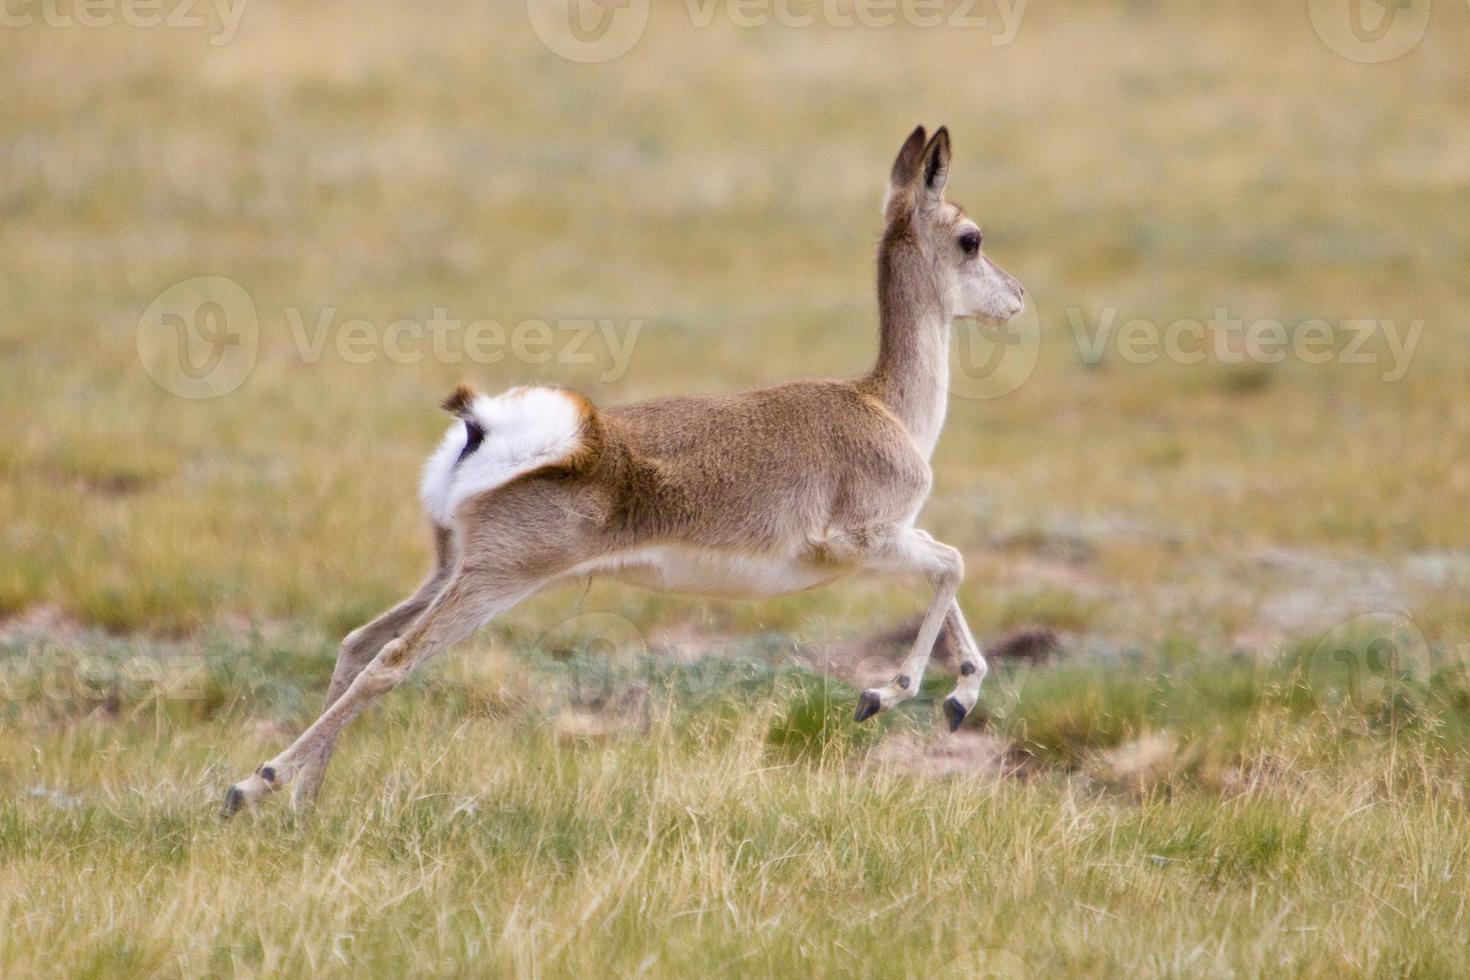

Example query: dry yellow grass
[2,0,1468,975]
[3,0,1467,639]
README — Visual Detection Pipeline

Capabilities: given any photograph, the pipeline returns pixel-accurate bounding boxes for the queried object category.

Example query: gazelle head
[882,125,1024,325]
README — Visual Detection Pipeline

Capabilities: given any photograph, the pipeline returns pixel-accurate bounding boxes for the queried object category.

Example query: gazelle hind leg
[847,527,963,724]
[938,601,987,731]
[223,567,537,816]
[289,528,456,811]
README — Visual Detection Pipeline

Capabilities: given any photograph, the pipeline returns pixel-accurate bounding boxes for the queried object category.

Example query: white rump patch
[420,386,586,526]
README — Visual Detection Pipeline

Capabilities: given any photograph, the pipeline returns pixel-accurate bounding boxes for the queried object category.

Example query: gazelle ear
[883,125,927,224]
[921,127,950,207]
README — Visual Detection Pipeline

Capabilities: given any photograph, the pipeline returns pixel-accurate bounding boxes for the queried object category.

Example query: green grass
[2,1,1468,636]
[4,628,1470,976]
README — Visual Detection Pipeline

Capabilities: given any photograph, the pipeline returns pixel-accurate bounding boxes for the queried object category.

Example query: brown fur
[224,125,1026,815]
[440,383,478,419]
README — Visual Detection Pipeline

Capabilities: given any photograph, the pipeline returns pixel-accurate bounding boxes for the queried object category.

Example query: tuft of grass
[985,635,1470,780]
[763,675,874,761]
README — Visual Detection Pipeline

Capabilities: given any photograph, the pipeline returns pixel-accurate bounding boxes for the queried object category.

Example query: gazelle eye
[958,230,981,255]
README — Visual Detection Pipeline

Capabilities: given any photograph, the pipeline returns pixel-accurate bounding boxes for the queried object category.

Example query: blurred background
[3,0,1467,653]
[3,0,1468,650]
[4,1,1470,975]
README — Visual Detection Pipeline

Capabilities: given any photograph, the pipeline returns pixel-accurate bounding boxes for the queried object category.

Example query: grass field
[3,0,1470,975]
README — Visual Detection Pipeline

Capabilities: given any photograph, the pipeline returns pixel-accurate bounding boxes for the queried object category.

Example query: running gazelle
[224,125,1025,814]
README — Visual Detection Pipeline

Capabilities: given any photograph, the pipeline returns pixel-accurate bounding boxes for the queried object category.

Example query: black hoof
[259,766,275,783]
[942,696,969,733]
[221,786,244,818]
[854,690,883,723]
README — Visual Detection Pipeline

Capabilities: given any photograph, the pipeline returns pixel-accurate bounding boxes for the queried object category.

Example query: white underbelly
[569,545,853,599]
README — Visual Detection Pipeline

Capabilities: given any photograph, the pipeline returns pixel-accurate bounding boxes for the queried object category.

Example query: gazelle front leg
[938,601,987,731]
[847,527,963,725]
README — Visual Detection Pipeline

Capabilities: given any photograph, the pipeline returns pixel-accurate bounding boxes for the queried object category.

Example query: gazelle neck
[867,238,952,458]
